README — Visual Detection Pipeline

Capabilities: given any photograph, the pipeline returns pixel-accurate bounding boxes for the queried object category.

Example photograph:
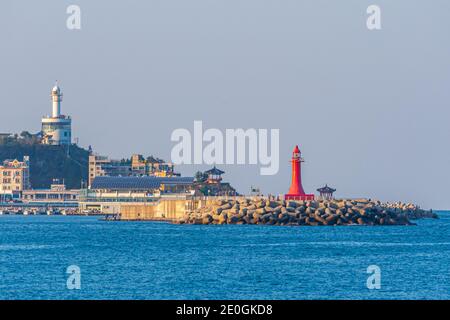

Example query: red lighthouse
[285,145,314,201]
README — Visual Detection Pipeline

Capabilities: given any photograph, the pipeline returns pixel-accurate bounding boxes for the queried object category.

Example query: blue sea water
[0,212,449,300]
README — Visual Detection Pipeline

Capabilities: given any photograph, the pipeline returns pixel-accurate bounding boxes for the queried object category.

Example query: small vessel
[23,210,29,216]
[53,209,63,216]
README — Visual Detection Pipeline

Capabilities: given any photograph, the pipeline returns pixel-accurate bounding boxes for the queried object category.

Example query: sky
[0,1,449,209]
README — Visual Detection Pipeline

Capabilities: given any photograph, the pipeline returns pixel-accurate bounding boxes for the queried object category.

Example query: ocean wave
[0,244,73,251]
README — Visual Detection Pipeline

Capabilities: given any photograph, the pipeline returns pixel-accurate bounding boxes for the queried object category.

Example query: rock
[220,203,232,210]
[228,215,239,224]
[193,218,203,225]
[325,214,338,224]
[273,207,282,215]
[307,201,318,208]
[315,208,325,216]
[314,213,327,225]
[358,208,367,216]
[328,202,338,209]
[202,215,213,224]
[345,201,354,207]
[255,208,266,215]
[337,201,347,208]
[267,201,280,208]
[287,201,298,208]
[287,212,299,219]
[357,217,365,225]
[261,213,272,222]
[180,197,434,227]
[278,213,289,223]
[256,200,265,208]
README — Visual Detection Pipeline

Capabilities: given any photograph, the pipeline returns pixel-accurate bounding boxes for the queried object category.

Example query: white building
[41,82,72,145]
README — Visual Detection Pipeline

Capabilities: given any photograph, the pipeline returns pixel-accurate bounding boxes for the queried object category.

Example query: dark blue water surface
[0,212,449,300]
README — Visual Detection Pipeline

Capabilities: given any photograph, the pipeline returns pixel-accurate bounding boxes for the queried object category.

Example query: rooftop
[90,176,194,190]
[317,185,336,193]
[204,166,225,176]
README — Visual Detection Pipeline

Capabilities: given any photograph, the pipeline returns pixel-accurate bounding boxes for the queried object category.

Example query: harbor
[0,203,81,216]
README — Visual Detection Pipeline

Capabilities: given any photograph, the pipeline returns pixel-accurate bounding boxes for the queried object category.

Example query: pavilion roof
[317,185,336,193]
[204,166,225,175]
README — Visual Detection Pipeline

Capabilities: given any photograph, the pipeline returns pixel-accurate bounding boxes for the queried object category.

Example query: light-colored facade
[88,155,132,187]
[80,176,195,214]
[22,180,79,203]
[131,154,176,177]
[0,156,31,196]
[89,154,178,187]
[41,83,72,145]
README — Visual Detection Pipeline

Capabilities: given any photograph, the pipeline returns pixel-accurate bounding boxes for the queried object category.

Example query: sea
[0,211,449,300]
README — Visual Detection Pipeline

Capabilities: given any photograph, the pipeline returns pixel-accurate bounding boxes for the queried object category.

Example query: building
[194,166,237,196]
[41,82,72,145]
[79,176,195,213]
[285,145,314,201]
[204,166,225,184]
[317,185,336,200]
[0,156,31,200]
[22,179,79,204]
[89,153,178,187]
[131,154,177,177]
[0,133,12,144]
[88,154,132,187]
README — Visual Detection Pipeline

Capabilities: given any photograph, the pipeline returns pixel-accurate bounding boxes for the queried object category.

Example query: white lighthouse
[41,82,72,145]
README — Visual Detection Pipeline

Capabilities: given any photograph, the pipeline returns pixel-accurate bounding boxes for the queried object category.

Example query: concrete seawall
[118,196,256,221]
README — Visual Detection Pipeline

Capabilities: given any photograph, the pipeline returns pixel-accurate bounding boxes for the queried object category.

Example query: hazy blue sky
[1,1,449,208]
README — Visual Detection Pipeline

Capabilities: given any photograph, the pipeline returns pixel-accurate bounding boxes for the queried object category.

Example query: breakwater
[178,198,437,226]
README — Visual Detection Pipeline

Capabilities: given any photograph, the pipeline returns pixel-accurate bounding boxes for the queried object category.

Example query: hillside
[0,141,89,189]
